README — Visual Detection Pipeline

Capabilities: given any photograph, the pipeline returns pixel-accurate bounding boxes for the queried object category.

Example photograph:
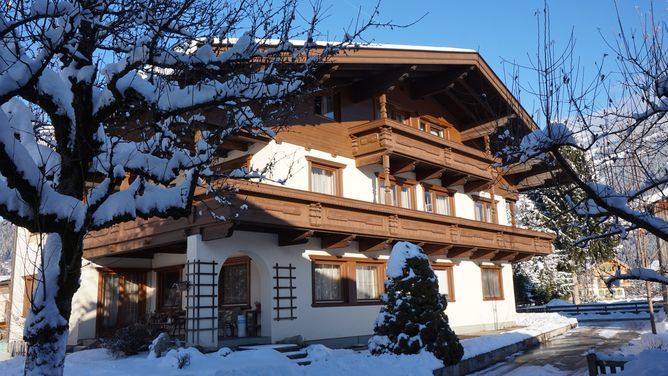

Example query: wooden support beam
[512,253,533,263]
[441,173,468,188]
[219,138,249,152]
[422,244,453,256]
[415,167,444,181]
[318,65,340,84]
[410,66,474,99]
[448,246,477,258]
[464,179,492,193]
[460,115,516,141]
[278,230,315,247]
[470,249,498,260]
[457,78,497,119]
[321,234,356,250]
[358,237,392,252]
[492,251,518,261]
[443,89,478,121]
[390,160,417,175]
[352,65,417,102]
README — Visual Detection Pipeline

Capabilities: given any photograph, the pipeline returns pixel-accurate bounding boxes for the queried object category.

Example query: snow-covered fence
[586,352,633,375]
[517,300,663,317]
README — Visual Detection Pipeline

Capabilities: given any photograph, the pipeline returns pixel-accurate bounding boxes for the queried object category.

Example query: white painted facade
[7,138,523,351]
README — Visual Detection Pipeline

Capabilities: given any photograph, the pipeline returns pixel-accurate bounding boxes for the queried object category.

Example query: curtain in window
[314,264,342,301]
[474,202,484,221]
[400,187,411,208]
[121,274,140,326]
[311,167,334,195]
[222,264,248,305]
[424,191,433,212]
[435,194,449,215]
[482,269,501,298]
[102,274,119,328]
[434,269,450,298]
[486,204,493,223]
[356,266,378,300]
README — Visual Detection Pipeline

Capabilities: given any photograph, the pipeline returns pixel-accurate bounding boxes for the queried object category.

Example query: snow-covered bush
[514,253,572,305]
[147,332,171,359]
[104,323,151,357]
[369,242,464,365]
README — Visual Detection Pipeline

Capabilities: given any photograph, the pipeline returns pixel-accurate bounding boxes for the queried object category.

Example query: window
[505,200,517,226]
[481,266,504,300]
[388,105,411,125]
[433,264,455,302]
[220,257,250,307]
[314,263,344,302]
[307,157,344,196]
[423,186,454,216]
[356,264,381,300]
[378,176,415,209]
[96,270,147,335]
[312,257,384,306]
[314,94,339,121]
[157,266,183,310]
[418,118,450,139]
[473,198,496,223]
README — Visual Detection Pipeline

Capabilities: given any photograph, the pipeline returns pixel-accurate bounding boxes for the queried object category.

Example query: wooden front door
[97,269,147,336]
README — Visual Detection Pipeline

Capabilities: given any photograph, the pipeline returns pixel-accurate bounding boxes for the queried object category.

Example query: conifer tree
[369,242,464,365]
[515,147,619,303]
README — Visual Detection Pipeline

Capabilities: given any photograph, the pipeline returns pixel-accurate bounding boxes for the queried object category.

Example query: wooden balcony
[349,118,495,191]
[84,181,553,262]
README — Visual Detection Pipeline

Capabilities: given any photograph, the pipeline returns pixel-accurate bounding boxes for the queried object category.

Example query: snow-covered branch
[606,267,668,287]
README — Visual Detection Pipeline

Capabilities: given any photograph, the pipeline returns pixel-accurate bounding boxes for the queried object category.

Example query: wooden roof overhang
[318,47,561,193]
[84,180,553,262]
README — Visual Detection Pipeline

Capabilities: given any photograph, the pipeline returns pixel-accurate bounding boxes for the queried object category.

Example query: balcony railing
[349,118,494,182]
[84,181,553,261]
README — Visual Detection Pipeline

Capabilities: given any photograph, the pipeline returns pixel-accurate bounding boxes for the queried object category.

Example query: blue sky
[301,0,666,117]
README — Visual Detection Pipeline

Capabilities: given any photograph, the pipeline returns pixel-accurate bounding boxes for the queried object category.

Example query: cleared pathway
[474,321,646,375]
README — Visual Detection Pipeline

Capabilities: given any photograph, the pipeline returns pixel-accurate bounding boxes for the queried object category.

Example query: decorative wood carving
[309,203,322,227]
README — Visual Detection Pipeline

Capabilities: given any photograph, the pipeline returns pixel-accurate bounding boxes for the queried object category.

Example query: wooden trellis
[185,260,218,345]
[273,263,297,321]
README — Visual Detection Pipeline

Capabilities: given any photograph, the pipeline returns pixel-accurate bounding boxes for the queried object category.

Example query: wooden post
[382,154,391,205]
[379,94,388,119]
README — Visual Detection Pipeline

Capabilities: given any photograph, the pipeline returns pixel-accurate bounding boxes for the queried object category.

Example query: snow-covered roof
[0,275,10,283]
[214,38,476,54]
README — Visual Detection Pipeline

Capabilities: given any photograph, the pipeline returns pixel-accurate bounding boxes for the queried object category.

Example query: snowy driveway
[473,321,646,375]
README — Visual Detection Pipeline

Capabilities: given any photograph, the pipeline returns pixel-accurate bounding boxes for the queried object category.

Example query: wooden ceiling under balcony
[84,180,553,262]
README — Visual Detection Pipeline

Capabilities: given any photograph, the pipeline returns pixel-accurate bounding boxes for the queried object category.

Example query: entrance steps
[237,344,310,366]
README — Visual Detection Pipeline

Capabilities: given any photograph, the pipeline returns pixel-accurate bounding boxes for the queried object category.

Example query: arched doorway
[218,255,262,339]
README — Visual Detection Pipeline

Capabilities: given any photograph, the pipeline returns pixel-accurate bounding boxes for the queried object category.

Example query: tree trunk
[571,272,581,304]
[23,231,83,376]
[657,227,668,315]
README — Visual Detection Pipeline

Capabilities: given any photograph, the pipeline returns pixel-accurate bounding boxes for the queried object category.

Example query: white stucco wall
[225,140,515,229]
[187,230,518,345]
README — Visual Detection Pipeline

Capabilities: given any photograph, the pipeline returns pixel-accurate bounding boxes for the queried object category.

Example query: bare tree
[503,3,668,247]
[0,0,387,373]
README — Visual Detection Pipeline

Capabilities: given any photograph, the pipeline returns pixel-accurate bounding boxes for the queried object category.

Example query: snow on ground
[461,313,576,359]
[0,313,575,375]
